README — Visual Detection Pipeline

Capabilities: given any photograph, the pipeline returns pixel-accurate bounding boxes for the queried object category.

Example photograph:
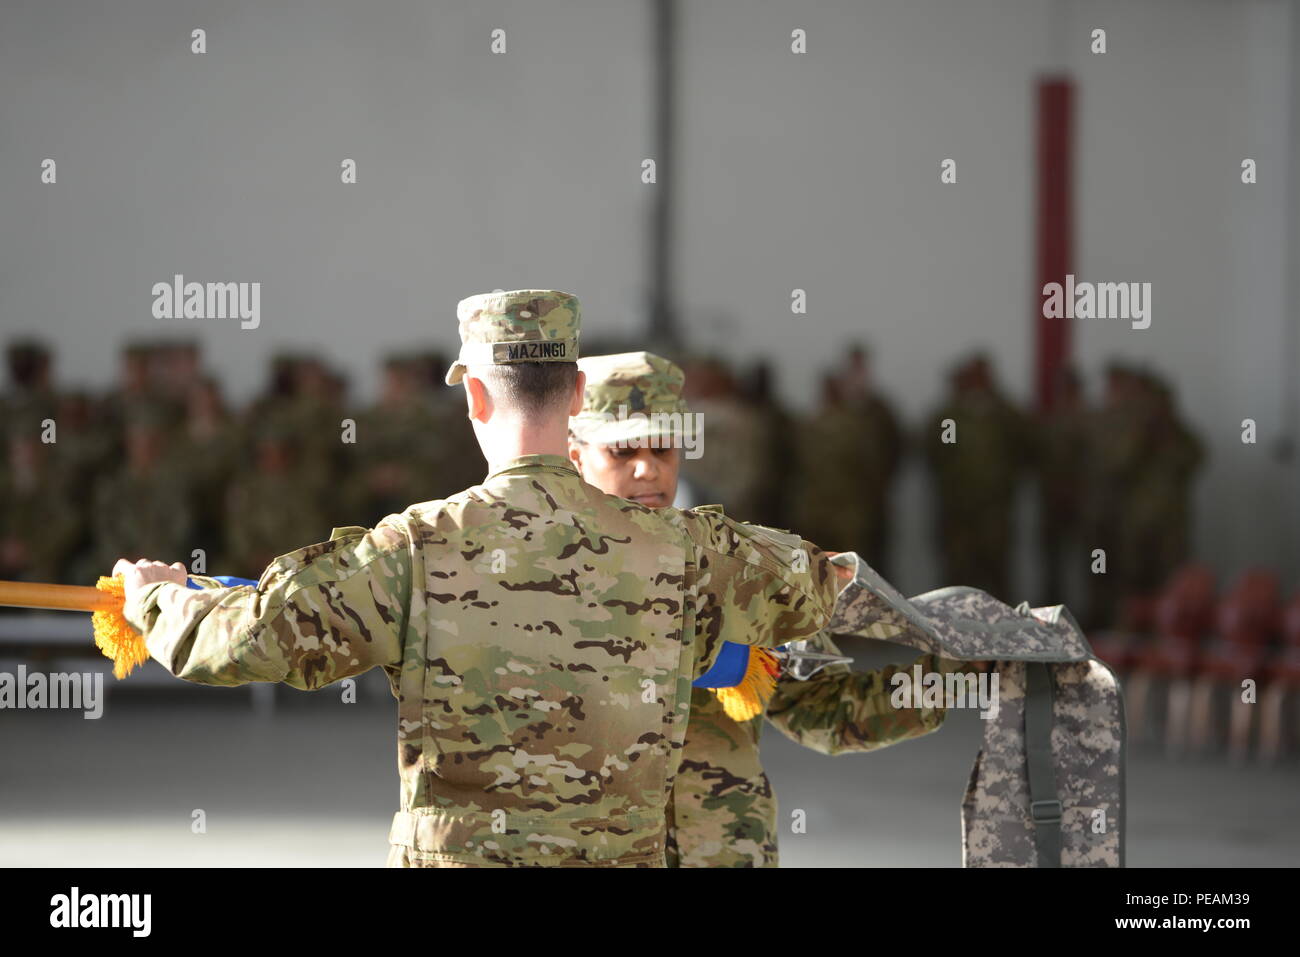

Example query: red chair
[1090,630,1140,671]
[1191,570,1282,759]
[1093,564,1213,672]
[1124,564,1216,750]
[1259,591,1300,760]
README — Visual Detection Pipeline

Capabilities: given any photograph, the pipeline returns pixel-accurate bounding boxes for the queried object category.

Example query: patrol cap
[445,290,581,386]
[570,351,690,446]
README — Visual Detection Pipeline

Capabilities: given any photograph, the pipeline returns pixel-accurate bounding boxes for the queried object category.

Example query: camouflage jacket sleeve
[121,522,413,690]
[765,633,948,756]
[678,507,839,675]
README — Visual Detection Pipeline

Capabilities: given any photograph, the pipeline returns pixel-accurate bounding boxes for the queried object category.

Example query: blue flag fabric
[186,575,258,589]
[692,641,751,688]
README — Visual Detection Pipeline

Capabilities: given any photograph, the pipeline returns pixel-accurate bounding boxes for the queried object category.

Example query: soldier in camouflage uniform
[568,351,951,867]
[115,290,841,868]
[99,342,162,441]
[344,355,447,525]
[1,340,57,429]
[223,415,330,573]
[1081,363,1147,628]
[283,355,347,511]
[791,347,904,570]
[839,345,905,575]
[245,353,342,515]
[679,358,768,519]
[791,376,862,552]
[791,369,902,564]
[93,406,197,574]
[923,354,1035,599]
[1036,367,1089,606]
[0,415,82,583]
[148,338,199,436]
[416,351,489,500]
[168,376,242,572]
[1117,372,1203,599]
[740,360,794,529]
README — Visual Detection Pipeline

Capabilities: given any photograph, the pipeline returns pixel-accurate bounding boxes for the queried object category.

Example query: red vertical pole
[1035,77,1074,413]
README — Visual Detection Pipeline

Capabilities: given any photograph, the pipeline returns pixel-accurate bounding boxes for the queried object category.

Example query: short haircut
[477,361,579,415]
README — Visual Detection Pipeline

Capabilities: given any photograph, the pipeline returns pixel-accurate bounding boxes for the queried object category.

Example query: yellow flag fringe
[91,575,149,679]
[711,647,780,722]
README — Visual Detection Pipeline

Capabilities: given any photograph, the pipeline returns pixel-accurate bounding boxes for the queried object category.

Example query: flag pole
[0,580,119,613]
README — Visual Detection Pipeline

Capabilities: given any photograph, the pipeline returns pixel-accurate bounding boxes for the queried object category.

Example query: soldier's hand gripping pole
[0,571,256,679]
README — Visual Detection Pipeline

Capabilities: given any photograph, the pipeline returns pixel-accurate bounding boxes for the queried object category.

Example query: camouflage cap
[445,290,580,385]
[570,351,690,445]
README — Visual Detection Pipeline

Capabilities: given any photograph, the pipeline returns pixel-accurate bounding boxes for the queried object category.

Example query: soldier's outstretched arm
[765,632,950,756]
[678,508,841,675]
[118,523,413,690]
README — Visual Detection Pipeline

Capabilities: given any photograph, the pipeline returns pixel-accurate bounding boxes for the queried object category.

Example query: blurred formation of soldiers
[679,344,904,575]
[0,336,1204,632]
[0,337,478,585]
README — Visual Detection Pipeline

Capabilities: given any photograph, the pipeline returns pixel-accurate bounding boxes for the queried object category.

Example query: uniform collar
[485,453,579,481]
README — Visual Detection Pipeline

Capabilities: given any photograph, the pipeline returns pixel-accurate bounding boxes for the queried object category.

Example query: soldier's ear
[568,369,587,417]
[464,374,491,423]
